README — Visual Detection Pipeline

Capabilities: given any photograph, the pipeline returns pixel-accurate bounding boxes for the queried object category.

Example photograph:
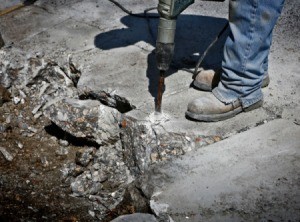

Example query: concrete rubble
[0,146,14,162]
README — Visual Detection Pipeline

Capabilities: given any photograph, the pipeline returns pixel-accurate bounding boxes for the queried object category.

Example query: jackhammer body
[155,0,194,112]
[155,0,225,112]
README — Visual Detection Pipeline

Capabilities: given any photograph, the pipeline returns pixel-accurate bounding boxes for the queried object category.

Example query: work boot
[186,93,263,122]
[192,69,270,91]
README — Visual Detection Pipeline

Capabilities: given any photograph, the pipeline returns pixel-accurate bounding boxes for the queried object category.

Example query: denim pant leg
[213,0,285,108]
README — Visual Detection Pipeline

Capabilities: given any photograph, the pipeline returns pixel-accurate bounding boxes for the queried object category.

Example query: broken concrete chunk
[0,147,13,161]
[43,98,121,145]
[75,147,94,167]
[120,113,223,174]
[71,171,103,197]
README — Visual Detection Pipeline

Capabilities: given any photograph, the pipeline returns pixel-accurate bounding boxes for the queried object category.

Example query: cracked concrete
[141,119,300,221]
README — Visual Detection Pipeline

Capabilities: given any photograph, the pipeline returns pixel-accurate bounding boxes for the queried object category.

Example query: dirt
[0,99,95,221]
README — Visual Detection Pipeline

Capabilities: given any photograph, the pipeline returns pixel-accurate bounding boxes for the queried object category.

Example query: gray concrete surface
[145,119,300,221]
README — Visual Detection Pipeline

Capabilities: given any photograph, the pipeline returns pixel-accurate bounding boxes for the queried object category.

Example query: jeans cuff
[240,93,264,108]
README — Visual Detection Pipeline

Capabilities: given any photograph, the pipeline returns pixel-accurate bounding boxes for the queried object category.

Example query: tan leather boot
[186,93,263,122]
[193,69,270,91]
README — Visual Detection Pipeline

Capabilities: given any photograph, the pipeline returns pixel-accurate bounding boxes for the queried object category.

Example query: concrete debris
[0,66,12,89]
[40,156,49,167]
[0,124,7,133]
[43,98,121,145]
[55,146,69,156]
[0,48,79,120]
[88,210,95,218]
[28,126,38,133]
[62,142,140,220]
[0,147,13,161]
[16,141,23,149]
[13,96,21,104]
[61,163,84,178]
[32,104,43,115]
[58,139,69,147]
[67,56,82,86]
[75,147,95,167]
[70,171,103,196]
[111,213,158,222]
[120,116,222,174]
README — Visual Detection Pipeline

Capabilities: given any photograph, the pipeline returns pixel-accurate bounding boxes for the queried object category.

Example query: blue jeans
[213,0,285,108]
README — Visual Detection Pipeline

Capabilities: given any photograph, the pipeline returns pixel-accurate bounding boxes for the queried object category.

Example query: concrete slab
[0,4,70,44]
[18,19,103,58]
[145,119,300,221]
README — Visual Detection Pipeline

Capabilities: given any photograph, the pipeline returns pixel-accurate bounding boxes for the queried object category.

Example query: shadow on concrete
[94,14,228,103]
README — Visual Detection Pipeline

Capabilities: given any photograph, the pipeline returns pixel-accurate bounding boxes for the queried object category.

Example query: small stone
[75,148,94,167]
[111,191,117,197]
[50,136,57,141]
[34,112,43,119]
[19,90,26,98]
[61,163,84,178]
[59,139,69,147]
[16,142,23,149]
[13,97,21,105]
[0,147,13,161]
[28,126,38,133]
[40,156,49,167]
[0,124,6,133]
[213,136,222,142]
[92,163,100,170]
[56,146,69,156]
[32,104,43,115]
[71,173,96,196]
[88,210,95,217]
[5,115,11,124]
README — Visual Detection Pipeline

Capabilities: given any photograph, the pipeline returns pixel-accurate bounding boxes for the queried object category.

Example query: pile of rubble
[0,45,220,221]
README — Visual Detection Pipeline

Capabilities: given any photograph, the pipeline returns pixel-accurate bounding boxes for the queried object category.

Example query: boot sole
[186,100,263,122]
[192,80,212,91]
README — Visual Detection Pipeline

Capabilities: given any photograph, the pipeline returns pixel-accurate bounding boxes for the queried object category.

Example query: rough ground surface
[0,0,299,221]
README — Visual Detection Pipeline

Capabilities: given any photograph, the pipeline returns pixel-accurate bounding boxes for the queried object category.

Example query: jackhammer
[155,0,225,113]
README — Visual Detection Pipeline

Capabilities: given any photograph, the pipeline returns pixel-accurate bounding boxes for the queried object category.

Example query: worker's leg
[186,0,285,121]
[213,0,285,108]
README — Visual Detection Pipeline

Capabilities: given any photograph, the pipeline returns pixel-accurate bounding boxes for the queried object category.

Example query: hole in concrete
[44,122,100,148]
[79,91,135,114]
